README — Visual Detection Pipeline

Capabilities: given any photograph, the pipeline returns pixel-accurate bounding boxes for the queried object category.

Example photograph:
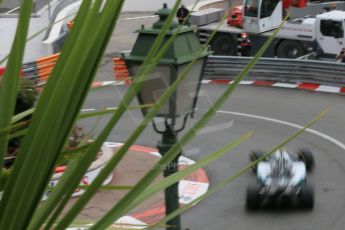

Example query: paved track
[181,85,345,230]
[82,83,345,230]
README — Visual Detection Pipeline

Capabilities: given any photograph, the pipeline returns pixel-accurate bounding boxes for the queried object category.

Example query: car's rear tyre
[298,148,315,172]
[299,184,315,209]
[246,185,261,210]
[276,40,306,59]
[250,151,265,173]
[211,33,237,56]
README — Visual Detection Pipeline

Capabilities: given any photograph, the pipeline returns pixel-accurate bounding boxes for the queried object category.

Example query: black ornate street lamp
[124,3,210,230]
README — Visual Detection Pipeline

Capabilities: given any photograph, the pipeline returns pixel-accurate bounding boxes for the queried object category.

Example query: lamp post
[124,4,210,230]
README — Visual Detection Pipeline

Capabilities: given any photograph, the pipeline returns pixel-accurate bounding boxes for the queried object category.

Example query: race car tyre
[250,151,265,173]
[298,148,315,172]
[276,40,306,59]
[246,185,261,210]
[211,33,237,56]
[299,184,315,209]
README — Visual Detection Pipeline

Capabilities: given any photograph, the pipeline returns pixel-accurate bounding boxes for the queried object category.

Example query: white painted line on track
[316,85,341,93]
[81,107,117,112]
[202,79,212,84]
[118,15,157,22]
[218,110,345,151]
[273,83,298,88]
[149,151,161,157]
[239,80,255,85]
[80,108,96,112]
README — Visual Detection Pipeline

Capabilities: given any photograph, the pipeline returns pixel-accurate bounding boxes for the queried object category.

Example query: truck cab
[242,0,309,33]
[315,10,345,55]
[243,0,283,33]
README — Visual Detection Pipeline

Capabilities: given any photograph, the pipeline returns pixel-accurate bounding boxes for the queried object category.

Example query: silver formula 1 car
[246,148,315,210]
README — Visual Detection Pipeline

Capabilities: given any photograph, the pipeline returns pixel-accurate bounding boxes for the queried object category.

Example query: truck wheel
[276,40,306,59]
[246,185,261,210]
[298,148,315,172]
[299,184,314,210]
[211,33,237,56]
[250,151,265,173]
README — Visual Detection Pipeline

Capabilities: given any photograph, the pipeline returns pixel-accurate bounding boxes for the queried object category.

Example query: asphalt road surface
[81,83,345,230]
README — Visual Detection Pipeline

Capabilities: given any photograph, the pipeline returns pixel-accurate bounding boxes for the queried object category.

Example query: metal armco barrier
[204,56,345,86]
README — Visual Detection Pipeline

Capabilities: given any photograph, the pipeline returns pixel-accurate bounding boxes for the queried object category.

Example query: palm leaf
[0,0,126,229]
[0,0,34,186]
[52,2,185,228]
[11,108,34,124]
[3,104,152,140]
[78,104,154,119]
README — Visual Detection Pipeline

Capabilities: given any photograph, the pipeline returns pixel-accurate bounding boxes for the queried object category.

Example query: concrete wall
[0,0,227,13]
[35,0,49,11]
[0,0,20,10]
[0,0,47,12]
[122,0,209,12]
[200,2,227,11]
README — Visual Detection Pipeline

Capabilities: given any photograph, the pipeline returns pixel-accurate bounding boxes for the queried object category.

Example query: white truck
[193,1,345,58]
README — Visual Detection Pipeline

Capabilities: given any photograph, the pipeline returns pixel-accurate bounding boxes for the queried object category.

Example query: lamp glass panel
[128,65,172,116]
[175,59,204,115]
